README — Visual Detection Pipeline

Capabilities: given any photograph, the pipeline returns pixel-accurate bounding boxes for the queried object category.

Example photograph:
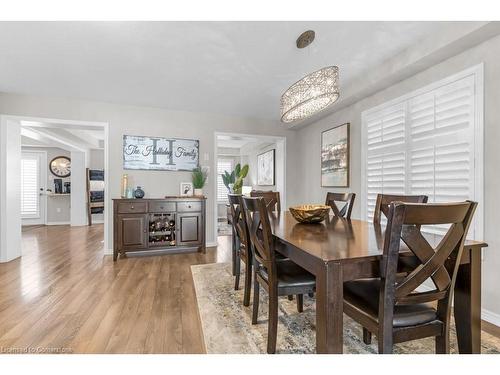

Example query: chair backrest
[228,194,250,252]
[373,194,428,225]
[250,190,281,214]
[380,201,477,326]
[325,192,356,219]
[242,196,276,275]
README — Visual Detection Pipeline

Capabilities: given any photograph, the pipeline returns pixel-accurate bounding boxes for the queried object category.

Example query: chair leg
[243,258,252,307]
[378,336,393,354]
[436,334,450,354]
[363,327,372,345]
[296,294,303,313]
[234,257,241,290]
[287,295,293,301]
[267,288,279,354]
[252,274,260,325]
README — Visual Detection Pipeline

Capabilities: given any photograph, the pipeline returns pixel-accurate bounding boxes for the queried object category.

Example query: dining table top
[269,211,488,263]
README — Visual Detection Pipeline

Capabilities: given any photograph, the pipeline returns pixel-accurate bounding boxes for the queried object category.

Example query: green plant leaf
[240,164,249,178]
[234,163,241,177]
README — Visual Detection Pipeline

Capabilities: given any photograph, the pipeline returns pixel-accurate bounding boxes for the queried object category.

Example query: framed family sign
[321,123,350,187]
[123,135,199,171]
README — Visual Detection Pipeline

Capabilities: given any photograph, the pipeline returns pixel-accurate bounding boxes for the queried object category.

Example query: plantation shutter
[363,69,480,237]
[21,155,40,218]
[365,103,406,221]
[217,159,233,202]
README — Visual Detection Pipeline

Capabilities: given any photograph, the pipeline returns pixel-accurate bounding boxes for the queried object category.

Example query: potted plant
[222,163,249,194]
[192,167,208,196]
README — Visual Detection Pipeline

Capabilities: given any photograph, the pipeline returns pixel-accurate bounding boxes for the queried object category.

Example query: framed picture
[123,135,199,171]
[321,123,350,187]
[257,149,275,186]
[180,182,193,196]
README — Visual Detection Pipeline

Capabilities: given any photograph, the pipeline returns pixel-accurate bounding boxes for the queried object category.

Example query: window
[21,154,40,218]
[217,158,234,202]
[361,65,483,238]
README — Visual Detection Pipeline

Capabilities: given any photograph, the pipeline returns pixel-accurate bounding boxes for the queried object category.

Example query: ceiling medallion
[281,31,340,123]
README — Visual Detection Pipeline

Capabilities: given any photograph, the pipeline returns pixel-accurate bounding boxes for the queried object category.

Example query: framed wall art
[257,149,275,186]
[321,123,350,187]
[123,135,199,171]
[179,182,193,196]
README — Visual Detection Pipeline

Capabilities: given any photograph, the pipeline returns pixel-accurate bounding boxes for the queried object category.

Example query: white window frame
[217,158,234,203]
[361,64,484,240]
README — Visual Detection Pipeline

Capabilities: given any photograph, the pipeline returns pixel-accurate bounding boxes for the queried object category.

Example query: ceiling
[217,134,275,152]
[21,121,104,151]
[0,21,491,126]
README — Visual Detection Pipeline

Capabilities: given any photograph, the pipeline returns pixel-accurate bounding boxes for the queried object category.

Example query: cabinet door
[117,214,148,250]
[177,212,202,245]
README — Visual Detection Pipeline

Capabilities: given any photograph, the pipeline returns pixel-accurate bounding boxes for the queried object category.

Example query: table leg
[454,248,482,354]
[231,226,237,276]
[316,261,343,354]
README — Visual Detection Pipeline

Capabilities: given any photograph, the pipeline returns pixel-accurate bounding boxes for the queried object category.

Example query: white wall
[0,117,21,262]
[89,149,104,170]
[0,94,300,253]
[296,34,500,322]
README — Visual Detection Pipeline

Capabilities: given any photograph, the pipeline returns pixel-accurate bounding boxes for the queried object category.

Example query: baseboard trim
[482,309,500,327]
[206,241,218,248]
[103,248,113,255]
[46,221,70,226]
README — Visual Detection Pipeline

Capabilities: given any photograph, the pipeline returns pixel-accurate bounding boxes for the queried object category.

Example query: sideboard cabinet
[113,197,206,261]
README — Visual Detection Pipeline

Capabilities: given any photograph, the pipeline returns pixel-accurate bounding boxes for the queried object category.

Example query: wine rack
[149,213,176,247]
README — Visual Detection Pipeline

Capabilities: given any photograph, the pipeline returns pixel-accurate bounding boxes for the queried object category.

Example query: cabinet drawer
[149,201,176,213]
[117,201,148,213]
[177,201,201,212]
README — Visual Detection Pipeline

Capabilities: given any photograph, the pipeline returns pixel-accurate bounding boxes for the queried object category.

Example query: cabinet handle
[188,205,192,208]
[131,206,134,209]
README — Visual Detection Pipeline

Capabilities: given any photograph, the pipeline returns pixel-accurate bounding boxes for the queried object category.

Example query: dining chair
[243,196,316,354]
[343,200,477,353]
[325,192,356,219]
[250,190,281,214]
[373,194,428,225]
[228,194,253,306]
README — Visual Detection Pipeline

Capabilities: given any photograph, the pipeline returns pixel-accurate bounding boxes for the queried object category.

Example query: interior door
[21,151,46,225]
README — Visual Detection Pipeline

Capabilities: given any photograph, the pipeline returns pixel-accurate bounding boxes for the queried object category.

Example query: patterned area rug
[217,221,233,236]
[191,262,500,354]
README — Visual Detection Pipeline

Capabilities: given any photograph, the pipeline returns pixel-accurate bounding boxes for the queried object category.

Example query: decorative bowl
[289,204,331,223]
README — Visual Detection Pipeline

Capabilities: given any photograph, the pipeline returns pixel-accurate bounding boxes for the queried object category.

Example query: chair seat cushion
[344,278,437,327]
[259,260,316,289]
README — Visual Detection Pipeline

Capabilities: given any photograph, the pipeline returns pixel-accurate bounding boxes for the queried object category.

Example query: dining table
[266,211,488,354]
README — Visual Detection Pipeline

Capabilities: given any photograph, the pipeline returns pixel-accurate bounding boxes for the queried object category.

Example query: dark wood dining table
[268,211,488,354]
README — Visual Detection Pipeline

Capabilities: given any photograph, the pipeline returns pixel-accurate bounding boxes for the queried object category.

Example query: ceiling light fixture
[280,31,340,123]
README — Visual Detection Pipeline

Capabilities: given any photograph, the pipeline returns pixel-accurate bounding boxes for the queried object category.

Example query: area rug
[191,262,500,354]
[217,221,233,236]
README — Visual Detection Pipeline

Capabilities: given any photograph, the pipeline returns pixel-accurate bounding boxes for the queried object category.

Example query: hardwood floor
[1,225,499,354]
[0,224,231,354]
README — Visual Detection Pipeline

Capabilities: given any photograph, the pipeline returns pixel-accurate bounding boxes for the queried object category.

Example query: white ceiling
[0,21,488,124]
[21,121,104,151]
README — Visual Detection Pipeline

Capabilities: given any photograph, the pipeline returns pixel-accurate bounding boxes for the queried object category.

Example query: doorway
[213,132,286,241]
[0,115,109,262]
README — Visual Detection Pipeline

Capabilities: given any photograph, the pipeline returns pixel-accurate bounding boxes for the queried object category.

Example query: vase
[194,188,203,196]
[134,186,145,199]
[121,174,128,198]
